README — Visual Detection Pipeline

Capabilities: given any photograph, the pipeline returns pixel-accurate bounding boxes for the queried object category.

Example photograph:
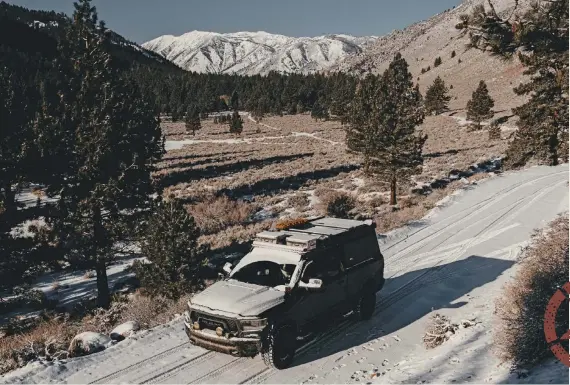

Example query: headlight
[241,318,267,330]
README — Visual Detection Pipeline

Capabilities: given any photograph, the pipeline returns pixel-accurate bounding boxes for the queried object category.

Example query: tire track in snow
[253,172,568,384]
[88,341,191,384]
[139,351,215,384]
[382,170,567,260]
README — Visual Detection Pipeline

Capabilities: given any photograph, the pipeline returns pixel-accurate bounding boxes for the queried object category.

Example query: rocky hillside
[335,0,533,112]
[142,31,377,75]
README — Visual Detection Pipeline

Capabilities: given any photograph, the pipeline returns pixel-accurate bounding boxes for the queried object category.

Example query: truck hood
[190,279,285,317]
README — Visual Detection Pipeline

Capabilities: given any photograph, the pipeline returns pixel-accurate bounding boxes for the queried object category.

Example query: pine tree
[228,110,243,135]
[424,76,451,115]
[349,54,426,205]
[466,80,495,129]
[230,89,239,111]
[184,105,201,135]
[133,198,207,300]
[346,74,380,173]
[434,57,442,67]
[311,99,327,121]
[451,50,456,58]
[457,0,568,167]
[0,64,36,218]
[45,0,163,308]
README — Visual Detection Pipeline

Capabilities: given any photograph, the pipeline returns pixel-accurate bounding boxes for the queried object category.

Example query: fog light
[216,327,224,336]
[193,322,200,330]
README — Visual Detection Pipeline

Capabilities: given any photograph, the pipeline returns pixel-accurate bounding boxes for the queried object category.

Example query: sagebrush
[494,214,569,368]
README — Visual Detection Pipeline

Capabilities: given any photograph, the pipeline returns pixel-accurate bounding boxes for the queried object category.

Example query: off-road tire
[261,324,296,370]
[355,291,376,321]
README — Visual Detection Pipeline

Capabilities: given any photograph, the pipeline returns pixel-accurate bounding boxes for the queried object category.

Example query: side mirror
[222,262,233,275]
[298,278,323,291]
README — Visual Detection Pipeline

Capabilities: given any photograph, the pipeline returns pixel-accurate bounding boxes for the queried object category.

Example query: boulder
[68,332,112,357]
[110,321,140,341]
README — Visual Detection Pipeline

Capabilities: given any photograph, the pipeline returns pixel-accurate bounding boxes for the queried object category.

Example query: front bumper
[183,319,262,357]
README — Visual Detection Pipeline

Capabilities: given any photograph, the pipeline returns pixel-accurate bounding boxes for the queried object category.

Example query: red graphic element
[544,282,570,368]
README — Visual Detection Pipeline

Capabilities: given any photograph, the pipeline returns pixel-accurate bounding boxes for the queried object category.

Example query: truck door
[342,235,379,300]
[294,251,347,327]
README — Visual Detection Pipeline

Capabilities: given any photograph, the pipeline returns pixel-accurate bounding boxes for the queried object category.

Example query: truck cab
[183,217,385,369]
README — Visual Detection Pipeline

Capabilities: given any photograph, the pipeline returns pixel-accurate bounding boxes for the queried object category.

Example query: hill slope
[0,1,181,72]
[335,0,532,112]
[142,31,378,75]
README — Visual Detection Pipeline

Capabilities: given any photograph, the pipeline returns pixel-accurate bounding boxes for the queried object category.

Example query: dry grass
[494,214,569,368]
[316,190,356,218]
[374,185,463,233]
[0,292,190,375]
[0,319,77,375]
[288,193,310,212]
[188,195,255,235]
[198,221,272,250]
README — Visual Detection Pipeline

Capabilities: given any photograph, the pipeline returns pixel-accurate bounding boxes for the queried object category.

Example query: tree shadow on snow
[290,254,514,368]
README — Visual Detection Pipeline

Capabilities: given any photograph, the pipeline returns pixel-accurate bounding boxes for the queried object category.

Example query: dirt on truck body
[183,217,385,369]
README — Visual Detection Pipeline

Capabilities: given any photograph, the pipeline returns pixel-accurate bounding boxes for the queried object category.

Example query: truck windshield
[231,261,296,287]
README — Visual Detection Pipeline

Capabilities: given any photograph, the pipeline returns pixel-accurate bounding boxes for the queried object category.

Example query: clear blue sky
[11,0,462,43]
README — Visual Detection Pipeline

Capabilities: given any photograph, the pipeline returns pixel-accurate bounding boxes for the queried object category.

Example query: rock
[110,321,140,341]
[69,332,112,357]
[460,177,470,185]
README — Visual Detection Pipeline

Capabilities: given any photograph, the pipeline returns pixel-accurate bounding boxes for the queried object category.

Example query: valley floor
[2,164,568,384]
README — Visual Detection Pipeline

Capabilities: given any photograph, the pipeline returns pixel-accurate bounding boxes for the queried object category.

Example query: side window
[343,237,377,268]
[302,255,341,284]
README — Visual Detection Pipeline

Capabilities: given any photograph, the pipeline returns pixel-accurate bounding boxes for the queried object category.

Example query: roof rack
[254,217,375,252]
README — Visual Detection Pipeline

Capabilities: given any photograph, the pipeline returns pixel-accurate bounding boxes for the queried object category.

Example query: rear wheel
[262,324,296,369]
[355,291,376,321]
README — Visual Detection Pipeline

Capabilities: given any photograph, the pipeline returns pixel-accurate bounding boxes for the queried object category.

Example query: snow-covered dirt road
[2,164,568,384]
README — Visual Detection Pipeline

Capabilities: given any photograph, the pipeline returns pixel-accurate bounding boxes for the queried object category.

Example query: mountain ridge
[142,30,378,75]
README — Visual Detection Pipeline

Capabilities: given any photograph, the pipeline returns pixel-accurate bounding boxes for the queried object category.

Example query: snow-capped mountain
[141,30,378,75]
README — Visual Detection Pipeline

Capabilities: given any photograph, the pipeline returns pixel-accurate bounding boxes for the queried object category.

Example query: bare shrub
[318,191,356,219]
[375,205,428,233]
[0,292,191,375]
[313,186,335,200]
[366,195,386,209]
[399,196,419,208]
[423,313,458,348]
[423,314,479,349]
[495,214,569,368]
[114,291,189,329]
[198,221,272,250]
[189,195,255,234]
[0,319,76,375]
[468,173,492,183]
[288,193,310,211]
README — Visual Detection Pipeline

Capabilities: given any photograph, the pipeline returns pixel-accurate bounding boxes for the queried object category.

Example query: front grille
[190,311,238,332]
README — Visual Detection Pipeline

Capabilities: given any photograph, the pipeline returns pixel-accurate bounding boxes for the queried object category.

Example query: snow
[1,164,568,384]
[110,321,140,341]
[142,31,378,75]
[68,332,113,357]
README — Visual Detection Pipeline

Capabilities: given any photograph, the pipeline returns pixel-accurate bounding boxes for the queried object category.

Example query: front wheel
[261,324,296,370]
[355,291,376,321]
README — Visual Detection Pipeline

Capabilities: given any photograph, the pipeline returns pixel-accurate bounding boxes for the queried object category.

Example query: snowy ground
[2,164,568,384]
